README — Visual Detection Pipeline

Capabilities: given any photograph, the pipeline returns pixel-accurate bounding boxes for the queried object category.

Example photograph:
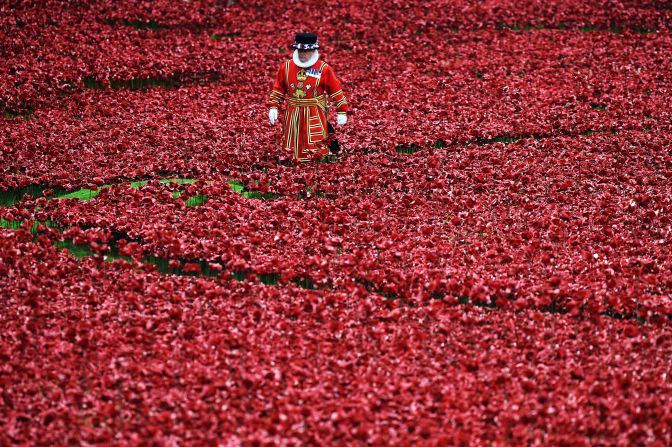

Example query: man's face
[297,49,314,62]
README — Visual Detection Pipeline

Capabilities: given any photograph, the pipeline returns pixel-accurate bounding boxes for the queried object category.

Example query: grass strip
[396,126,651,156]
[0,218,63,233]
[1,177,266,208]
[3,109,35,120]
[1,218,665,322]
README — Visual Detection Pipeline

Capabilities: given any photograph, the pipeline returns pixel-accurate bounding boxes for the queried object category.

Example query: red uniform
[268,58,349,162]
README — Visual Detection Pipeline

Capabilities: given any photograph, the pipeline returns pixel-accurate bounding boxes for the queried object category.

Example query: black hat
[291,32,319,50]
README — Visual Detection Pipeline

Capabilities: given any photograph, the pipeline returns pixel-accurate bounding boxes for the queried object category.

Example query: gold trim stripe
[314,62,327,90]
[284,61,290,89]
[288,95,325,105]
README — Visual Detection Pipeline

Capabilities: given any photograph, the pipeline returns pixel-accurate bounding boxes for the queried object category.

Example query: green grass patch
[126,20,162,30]
[184,194,208,206]
[130,180,150,188]
[82,76,178,90]
[503,23,533,32]
[54,239,97,259]
[29,220,62,234]
[0,185,66,207]
[227,179,244,193]
[1,177,256,210]
[579,25,598,32]
[83,77,106,89]
[0,218,24,230]
[54,186,111,201]
[3,109,34,120]
[468,135,523,146]
[318,155,339,163]
[145,256,222,277]
[293,277,315,289]
[396,144,423,154]
[242,191,282,200]
[1,218,64,234]
[210,32,241,40]
[130,178,197,188]
[105,18,163,30]
[56,238,134,263]
[230,270,248,281]
[111,77,177,90]
[143,256,181,275]
[55,238,128,260]
[259,273,280,285]
[53,239,225,278]
[49,178,200,202]
[633,27,657,34]
[229,270,306,286]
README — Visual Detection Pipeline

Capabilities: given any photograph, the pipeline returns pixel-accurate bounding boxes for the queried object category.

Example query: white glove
[337,113,347,126]
[269,108,278,125]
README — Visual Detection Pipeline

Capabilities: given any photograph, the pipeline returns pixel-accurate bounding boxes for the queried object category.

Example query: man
[268,32,350,163]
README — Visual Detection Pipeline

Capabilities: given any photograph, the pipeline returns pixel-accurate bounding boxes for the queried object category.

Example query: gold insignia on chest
[294,89,306,99]
[296,69,307,82]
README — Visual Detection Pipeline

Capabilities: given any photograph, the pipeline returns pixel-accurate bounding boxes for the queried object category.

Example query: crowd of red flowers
[2,1,671,445]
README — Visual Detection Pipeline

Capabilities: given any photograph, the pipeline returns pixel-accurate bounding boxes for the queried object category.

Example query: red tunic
[268,58,349,162]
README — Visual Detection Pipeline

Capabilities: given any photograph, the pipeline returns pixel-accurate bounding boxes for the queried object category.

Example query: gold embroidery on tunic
[296,69,307,82]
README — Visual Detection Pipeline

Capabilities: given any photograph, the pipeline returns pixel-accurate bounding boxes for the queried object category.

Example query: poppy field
[1,1,672,445]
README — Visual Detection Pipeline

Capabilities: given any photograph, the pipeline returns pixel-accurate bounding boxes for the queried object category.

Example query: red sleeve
[322,64,350,114]
[268,62,287,108]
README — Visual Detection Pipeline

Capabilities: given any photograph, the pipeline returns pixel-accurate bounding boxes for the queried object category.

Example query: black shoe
[326,121,340,154]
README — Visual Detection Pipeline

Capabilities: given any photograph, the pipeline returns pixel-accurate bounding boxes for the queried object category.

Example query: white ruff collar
[293,49,320,68]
